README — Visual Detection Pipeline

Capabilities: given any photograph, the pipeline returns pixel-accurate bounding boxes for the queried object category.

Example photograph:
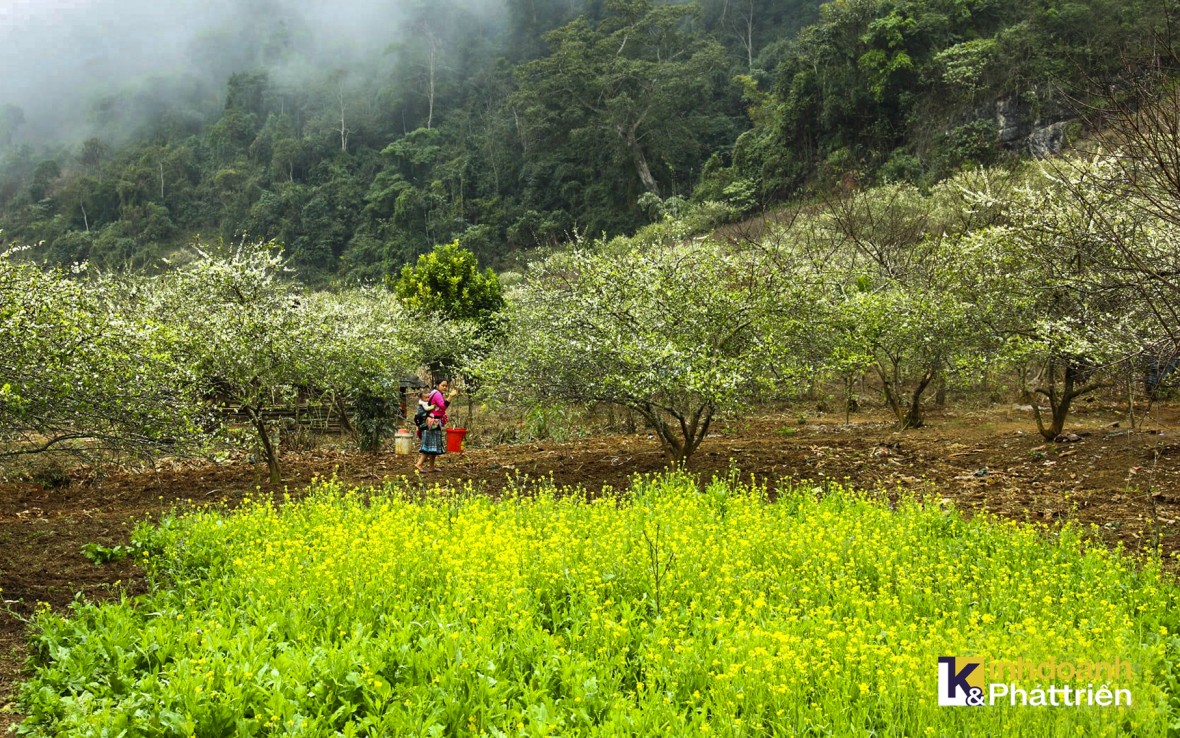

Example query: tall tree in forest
[513,0,734,228]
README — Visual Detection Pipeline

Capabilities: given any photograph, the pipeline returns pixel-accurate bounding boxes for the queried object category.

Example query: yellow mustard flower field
[17,471,1180,736]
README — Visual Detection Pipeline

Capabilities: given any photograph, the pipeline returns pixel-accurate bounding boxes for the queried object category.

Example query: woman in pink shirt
[415,379,457,473]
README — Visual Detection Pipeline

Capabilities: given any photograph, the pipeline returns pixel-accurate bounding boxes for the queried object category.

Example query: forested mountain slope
[0,0,1174,282]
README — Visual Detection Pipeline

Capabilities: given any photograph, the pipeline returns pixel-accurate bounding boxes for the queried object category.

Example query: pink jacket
[427,389,449,426]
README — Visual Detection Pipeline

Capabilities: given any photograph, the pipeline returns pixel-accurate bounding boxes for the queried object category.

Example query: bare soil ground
[3,403,1179,731]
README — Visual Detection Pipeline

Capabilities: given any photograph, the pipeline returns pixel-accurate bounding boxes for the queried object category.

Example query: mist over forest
[0,0,1174,282]
[0,0,506,145]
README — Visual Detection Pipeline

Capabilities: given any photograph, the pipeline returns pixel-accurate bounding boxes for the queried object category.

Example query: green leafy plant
[80,543,136,565]
[18,472,1180,736]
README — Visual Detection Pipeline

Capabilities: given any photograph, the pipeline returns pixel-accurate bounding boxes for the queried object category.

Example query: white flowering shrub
[0,249,204,460]
[953,160,1168,438]
[480,240,806,460]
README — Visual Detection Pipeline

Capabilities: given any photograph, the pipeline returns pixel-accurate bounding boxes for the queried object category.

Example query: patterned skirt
[419,427,446,455]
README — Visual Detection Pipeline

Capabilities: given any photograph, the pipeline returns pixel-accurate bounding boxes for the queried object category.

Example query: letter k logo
[938,656,982,706]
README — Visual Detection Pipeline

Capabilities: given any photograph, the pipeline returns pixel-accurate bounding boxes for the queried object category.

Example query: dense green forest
[0,0,1175,283]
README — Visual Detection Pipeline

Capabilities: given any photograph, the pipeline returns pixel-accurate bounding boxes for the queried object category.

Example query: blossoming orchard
[3,150,1180,735]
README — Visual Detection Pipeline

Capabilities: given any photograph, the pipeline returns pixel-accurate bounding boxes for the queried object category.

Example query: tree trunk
[900,368,935,429]
[879,364,934,430]
[331,393,355,434]
[619,123,660,196]
[875,363,904,425]
[843,376,858,425]
[1125,363,1138,429]
[1032,358,1103,441]
[426,35,437,130]
[675,405,712,462]
[636,403,712,462]
[740,1,755,71]
[337,87,349,153]
[648,414,683,460]
[247,406,281,484]
[880,377,902,424]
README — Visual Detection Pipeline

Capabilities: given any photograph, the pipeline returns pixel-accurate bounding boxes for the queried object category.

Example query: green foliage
[18,473,1180,735]
[932,120,1001,177]
[80,542,138,565]
[933,38,1000,94]
[303,286,473,450]
[390,240,504,326]
[833,283,981,428]
[775,181,993,430]
[142,242,448,476]
[2,0,1171,276]
[950,158,1172,438]
[2,0,1180,464]
[0,0,764,271]
[520,403,592,444]
[511,0,741,232]
[352,391,400,453]
[879,149,925,183]
[720,0,1176,199]
[4,147,1173,463]
[144,243,321,481]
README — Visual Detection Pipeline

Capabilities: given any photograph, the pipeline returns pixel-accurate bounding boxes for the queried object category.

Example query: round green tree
[390,240,504,327]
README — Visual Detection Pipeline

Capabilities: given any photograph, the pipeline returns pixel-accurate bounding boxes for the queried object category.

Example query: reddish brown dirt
[3,403,1179,730]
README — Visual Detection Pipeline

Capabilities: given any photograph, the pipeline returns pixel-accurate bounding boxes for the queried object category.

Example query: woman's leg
[414,453,426,472]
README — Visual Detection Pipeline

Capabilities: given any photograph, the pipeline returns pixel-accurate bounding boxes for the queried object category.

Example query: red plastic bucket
[445,427,467,453]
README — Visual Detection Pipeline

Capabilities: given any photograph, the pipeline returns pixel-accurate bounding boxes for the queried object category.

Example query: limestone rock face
[993,97,1072,156]
[1028,120,1071,157]
[995,99,1029,146]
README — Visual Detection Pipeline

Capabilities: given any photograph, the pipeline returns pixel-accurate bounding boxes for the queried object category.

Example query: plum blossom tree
[0,248,204,459]
[147,243,460,479]
[481,240,805,461]
[804,183,990,429]
[954,163,1158,440]
[303,288,473,452]
[143,244,314,482]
